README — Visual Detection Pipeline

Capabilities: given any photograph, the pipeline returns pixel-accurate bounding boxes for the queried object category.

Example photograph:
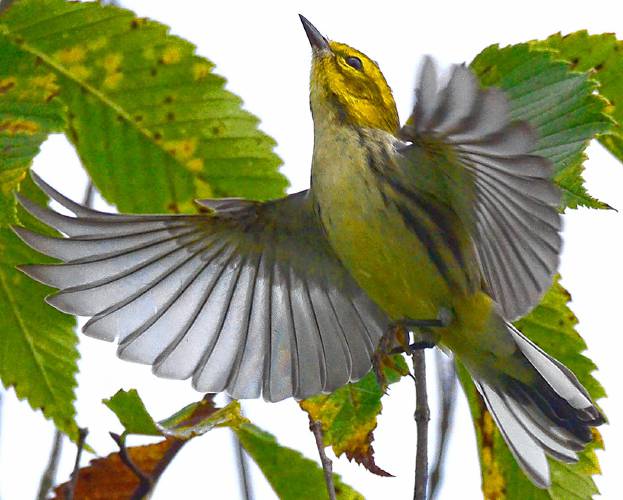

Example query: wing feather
[400,57,562,320]
[14,174,388,401]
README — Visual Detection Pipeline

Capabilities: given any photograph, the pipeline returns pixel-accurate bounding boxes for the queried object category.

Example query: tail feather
[471,321,604,489]
[477,380,552,488]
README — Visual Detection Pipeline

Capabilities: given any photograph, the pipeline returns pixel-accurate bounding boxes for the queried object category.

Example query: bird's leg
[373,309,452,389]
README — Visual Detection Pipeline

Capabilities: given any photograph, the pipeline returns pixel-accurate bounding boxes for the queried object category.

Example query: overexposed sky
[1,1,622,499]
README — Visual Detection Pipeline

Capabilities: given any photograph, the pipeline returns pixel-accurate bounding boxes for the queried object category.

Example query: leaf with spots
[0,177,78,438]
[300,355,409,476]
[0,36,65,226]
[0,0,287,214]
[457,277,605,499]
[533,31,623,171]
[471,43,612,209]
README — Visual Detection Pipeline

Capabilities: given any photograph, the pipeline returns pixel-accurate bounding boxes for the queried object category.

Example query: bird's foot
[373,323,409,391]
[372,310,451,389]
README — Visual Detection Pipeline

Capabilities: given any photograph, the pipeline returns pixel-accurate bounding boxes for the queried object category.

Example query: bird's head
[300,16,399,134]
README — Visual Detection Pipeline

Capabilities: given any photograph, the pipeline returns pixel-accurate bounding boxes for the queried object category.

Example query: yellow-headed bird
[14,17,603,488]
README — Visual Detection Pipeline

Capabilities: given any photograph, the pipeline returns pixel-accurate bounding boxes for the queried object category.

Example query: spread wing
[14,173,389,401]
[398,57,562,320]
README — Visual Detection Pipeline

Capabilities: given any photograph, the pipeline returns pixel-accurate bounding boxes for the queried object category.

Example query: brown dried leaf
[52,439,183,500]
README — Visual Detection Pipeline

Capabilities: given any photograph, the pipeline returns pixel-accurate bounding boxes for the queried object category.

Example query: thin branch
[226,396,253,500]
[310,420,336,500]
[110,433,154,498]
[82,182,94,208]
[110,432,186,500]
[232,430,252,500]
[37,430,64,500]
[429,352,458,499]
[67,428,88,500]
[412,349,429,500]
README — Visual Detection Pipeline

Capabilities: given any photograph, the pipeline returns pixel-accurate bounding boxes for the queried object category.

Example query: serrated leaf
[458,278,604,499]
[533,31,623,171]
[471,43,612,209]
[300,354,408,476]
[52,439,183,500]
[0,35,64,226]
[0,226,78,438]
[0,0,287,214]
[236,423,363,500]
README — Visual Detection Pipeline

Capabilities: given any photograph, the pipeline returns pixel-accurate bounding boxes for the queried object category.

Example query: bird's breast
[310,126,465,321]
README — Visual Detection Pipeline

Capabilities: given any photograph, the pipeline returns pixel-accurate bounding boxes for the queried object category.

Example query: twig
[82,182,94,208]
[67,427,88,500]
[226,396,253,500]
[429,352,458,499]
[110,433,154,497]
[37,430,64,500]
[232,430,252,500]
[110,432,186,500]
[412,349,429,500]
[310,420,336,500]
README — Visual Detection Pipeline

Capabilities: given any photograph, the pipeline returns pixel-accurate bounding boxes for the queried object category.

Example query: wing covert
[14,172,389,401]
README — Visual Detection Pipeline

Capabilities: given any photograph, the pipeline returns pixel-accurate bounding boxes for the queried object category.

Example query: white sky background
[1,1,623,498]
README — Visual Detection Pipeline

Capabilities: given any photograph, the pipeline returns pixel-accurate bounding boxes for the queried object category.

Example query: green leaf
[158,398,248,440]
[236,423,364,500]
[533,31,623,169]
[106,390,363,499]
[103,388,161,436]
[104,389,247,440]
[471,43,612,209]
[300,355,408,476]
[0,225,78,438]
[0,35,64,226]
[458,278,605,499]
[0,0,287,214]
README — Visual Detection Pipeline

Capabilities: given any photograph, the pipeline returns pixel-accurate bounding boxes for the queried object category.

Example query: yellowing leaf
[0,0,287,215]
[105,389,248,439]
[0,36,64,226]
[300,355,408,476]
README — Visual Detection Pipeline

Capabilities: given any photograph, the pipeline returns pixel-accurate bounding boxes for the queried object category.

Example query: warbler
[14,16,603,488]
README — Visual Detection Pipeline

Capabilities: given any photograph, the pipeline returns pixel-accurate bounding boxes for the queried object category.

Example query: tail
[468,321,605,489]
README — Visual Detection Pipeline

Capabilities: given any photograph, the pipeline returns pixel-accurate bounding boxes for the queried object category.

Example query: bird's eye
[345,56,363,71]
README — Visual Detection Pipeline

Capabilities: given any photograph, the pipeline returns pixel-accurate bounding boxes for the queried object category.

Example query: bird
[12,16,603,488]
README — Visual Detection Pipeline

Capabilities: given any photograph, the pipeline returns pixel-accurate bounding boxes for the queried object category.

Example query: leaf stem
[67,427,88,500]
[37,429,64,500]
[310,420,336,500]
[412,349,429,500]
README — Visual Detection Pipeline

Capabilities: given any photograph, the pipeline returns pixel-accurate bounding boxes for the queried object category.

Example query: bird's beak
[299,15,330,53]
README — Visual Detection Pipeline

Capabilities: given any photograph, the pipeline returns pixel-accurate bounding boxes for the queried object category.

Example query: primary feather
[16,172,388,401]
